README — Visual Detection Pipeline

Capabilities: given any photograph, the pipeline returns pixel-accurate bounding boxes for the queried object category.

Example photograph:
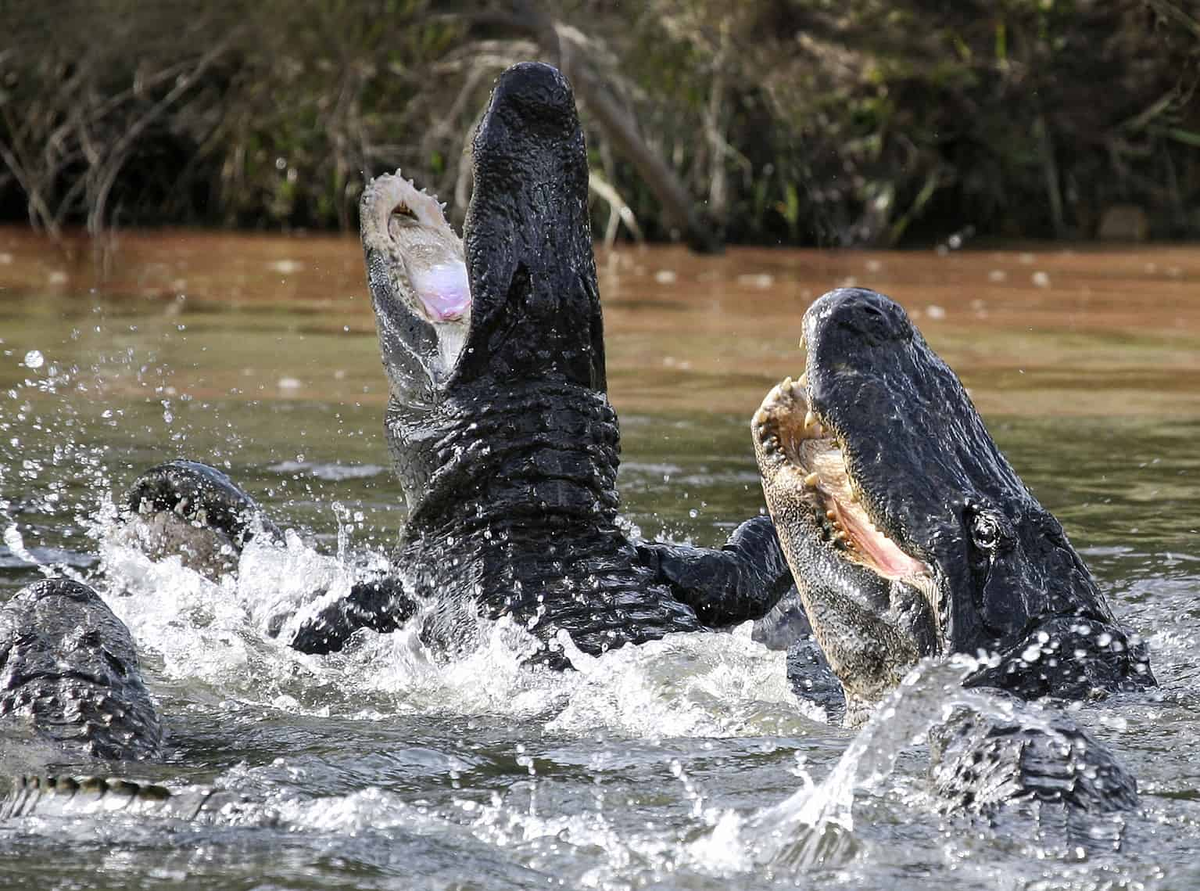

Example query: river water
[0,227,1197,889]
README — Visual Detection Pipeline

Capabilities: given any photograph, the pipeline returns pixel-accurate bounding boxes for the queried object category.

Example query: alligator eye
[969,509,1005,552]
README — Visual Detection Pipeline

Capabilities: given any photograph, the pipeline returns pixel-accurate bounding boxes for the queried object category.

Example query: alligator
[3,62,797,822]
[0,578,161,762]
[122,62,795,663]
[751,286,1154,818]
[0,577,262,822]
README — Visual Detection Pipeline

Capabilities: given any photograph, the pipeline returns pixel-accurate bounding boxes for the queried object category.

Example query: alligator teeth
[804,410,818,429]
[804,472,820,489]
[798,372,808,387]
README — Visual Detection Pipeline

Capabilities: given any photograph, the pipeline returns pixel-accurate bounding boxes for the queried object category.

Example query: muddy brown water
[0,226,1198,890]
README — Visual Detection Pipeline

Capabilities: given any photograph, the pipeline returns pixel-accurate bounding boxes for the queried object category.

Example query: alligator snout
[487,62,578,136]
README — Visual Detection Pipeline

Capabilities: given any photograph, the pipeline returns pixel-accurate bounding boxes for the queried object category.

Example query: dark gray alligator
[0,578,161,762]
[751,287,1154,820]
[124,62,795,663]
[0,578,259,822]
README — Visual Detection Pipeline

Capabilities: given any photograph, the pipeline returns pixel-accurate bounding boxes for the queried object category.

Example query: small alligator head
[360,62,607,521]
[0,579,162,761]
[754,288,1151,720]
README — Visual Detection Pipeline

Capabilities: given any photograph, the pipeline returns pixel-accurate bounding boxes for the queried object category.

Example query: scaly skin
[0,579,161,762]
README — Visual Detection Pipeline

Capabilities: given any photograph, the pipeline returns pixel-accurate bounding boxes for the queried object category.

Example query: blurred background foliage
[1,0,1197,248]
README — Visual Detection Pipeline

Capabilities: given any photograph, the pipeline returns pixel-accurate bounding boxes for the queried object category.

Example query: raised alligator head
[754,288,1152,719]
[0,579,162,761]
[360,61,606,518]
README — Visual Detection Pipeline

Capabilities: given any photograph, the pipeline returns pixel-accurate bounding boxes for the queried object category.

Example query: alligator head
[360,61,606,520]
[0,579,162,760]
[753,288,1152,720]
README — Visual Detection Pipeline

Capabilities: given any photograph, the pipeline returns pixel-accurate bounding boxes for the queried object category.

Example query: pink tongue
[413,262,470,321]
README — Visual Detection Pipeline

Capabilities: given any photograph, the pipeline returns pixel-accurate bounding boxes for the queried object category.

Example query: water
[1,227,1199,889]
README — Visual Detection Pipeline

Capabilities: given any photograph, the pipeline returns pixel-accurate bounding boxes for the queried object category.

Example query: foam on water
[93,512,818,740]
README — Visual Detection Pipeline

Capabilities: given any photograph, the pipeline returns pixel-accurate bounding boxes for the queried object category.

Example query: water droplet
[23,350,44,369]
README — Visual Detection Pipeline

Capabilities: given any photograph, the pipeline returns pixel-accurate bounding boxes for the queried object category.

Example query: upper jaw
[755,291,971,685]
[455,62,606,392]
[793,288,1086,658]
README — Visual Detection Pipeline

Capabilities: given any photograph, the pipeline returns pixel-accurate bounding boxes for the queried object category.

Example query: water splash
[96,514,819,740]
[549,625,820,737]
[2,524,38,568]
[685,656,1067,876]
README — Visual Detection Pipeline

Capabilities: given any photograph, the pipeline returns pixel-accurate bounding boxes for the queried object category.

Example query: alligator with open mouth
[4,64,796,820]
[752,287,1154,817]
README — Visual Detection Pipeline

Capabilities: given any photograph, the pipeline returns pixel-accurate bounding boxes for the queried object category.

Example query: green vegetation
[1,0,1197,246]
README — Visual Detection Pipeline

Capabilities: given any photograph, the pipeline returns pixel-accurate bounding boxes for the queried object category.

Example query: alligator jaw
[360,172,470,407]
[753,375,940,720]
[754,377,934,588]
